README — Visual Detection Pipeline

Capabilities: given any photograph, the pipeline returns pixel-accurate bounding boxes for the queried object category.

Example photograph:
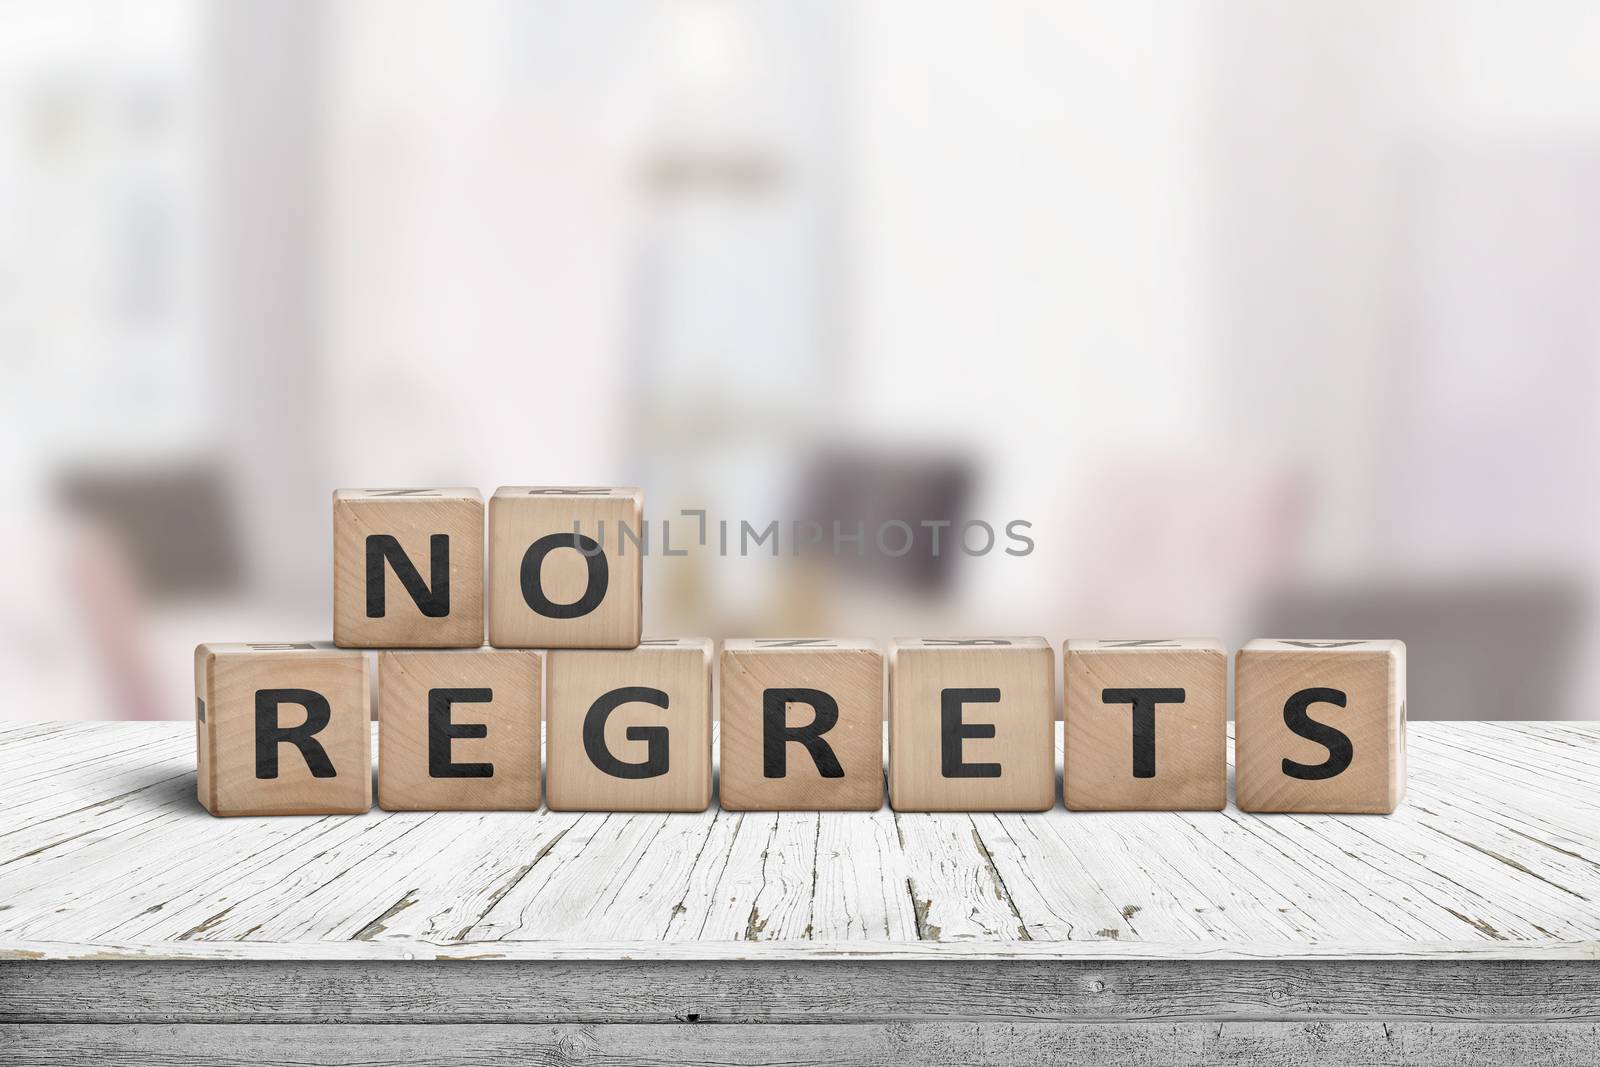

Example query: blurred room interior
[2,0,1596,721]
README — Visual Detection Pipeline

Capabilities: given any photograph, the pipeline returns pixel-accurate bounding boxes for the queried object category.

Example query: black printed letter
[763,688,845,778]
[520,533,608,619]
[1100,688,1186,778]
[583,687,669,779]
[428,688,493,778]
[1282,687,1353,780]
[941,688,1001,778]
[366,534,450,618]
[255,689,336,779]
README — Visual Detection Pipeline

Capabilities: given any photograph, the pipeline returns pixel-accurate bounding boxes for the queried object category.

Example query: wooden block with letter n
[545,639,713,812]
[1063,638,1226,811]
[1235,639,1407,813]
[333,487,484,648]
[488,486,643,649]
[888,638,1055,812]
[194,642,370,816]
[377,648,541,811]
[719,639,884,811]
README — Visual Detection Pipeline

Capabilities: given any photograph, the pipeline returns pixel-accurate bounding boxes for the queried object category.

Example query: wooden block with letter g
[1235,639,1407,813]
[719,639,884,811]
[488,486,643,649]
[333,488,484,648]
[545,639,713,812]
[1064,639,1226,811]
[194,642,370,816]
[888,638,1055,812]
[377,648,541,811]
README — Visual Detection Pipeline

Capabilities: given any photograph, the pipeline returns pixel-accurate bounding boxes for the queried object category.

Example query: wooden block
[887,638,1055,812]
[332,488,484,648]
[1235,639,1407,813]
[487,487,643,649]
[377,648,541,811]
[194,642,370,816]
[546,639,713,812]
[719,639,884,811]
[1063,638,1226,811]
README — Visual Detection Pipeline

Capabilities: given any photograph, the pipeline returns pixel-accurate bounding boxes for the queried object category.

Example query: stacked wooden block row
[196,487,1406,816]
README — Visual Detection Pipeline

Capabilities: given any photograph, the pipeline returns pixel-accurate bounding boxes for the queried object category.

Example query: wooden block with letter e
[1063,638,1226,811]
[377,648,541,811]
[888,638,1055,812]
[194,642,370,816]
[545,639,713,812]
[488,486,643,649]
[1235,639,1407,813]
[333,488,484,648]
[720,639,884,811]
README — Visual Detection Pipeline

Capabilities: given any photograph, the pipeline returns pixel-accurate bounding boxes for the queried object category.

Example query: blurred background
[3,0,1596,722]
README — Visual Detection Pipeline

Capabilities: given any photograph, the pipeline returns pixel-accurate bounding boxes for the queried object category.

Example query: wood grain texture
[332,488,484,649]
[2,721,1599,962]
[486,487,643,649]
[377,649,541,811]
[1064,639,1226,811]
[1235,640,1406,813]
[193,644,370,816]
[545,639,713,812]
[888,638,1055,812]
[5,1021,1599,1067]
[719,640,885,811]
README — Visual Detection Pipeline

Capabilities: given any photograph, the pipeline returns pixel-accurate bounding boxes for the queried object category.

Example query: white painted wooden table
[1,721,1597,1065]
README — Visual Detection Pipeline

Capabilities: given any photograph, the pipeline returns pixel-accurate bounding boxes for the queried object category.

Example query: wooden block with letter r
[377,648,541,811]
[546,639,713,812]
[488,486,643,649]
[888,638,1055,812]
[720,639,884,811]
[1235,639,1407,813]
[333,487,484,648]
[194,642,370,816]
[1064,638,1226,811]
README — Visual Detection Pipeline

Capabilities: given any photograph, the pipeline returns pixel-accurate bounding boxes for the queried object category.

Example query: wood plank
[5,1020,1599,1067]
[5,959,1598,1024]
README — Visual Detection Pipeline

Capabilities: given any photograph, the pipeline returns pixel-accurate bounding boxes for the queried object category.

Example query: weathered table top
[2,720,1596,963]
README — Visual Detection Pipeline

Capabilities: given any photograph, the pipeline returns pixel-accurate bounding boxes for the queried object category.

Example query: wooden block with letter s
[488,486,643,649]
[1064,638,1226,811]
[719,639,884,811]
[888,638,1055,812]
[377,648,541,811]
[333,488,484,648]
[194,642,371,816]
[545,639,713,812]
[1235,639,1407,813]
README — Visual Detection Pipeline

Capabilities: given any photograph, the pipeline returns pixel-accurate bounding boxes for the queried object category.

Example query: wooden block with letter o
[194,642,371,816]
[888,638,1055,812]
[1064,639,1226,811]
[377,648,541,811]
[720,639,884,811]
[333,488,484,648]
[546,639,713,811]
[488,486,643,649]
[1235,639,1407,813]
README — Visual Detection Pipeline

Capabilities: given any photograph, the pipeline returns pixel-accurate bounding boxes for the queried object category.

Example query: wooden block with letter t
[488,486,643,649]
[719,639,884,811]
[377,648,541,811]
[194,643,370,816]
[1235,639,1407,813]
[333,488,484,648]
[888,638,1055,812]
[1063,639,1226,811]
[545,639,713,812]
